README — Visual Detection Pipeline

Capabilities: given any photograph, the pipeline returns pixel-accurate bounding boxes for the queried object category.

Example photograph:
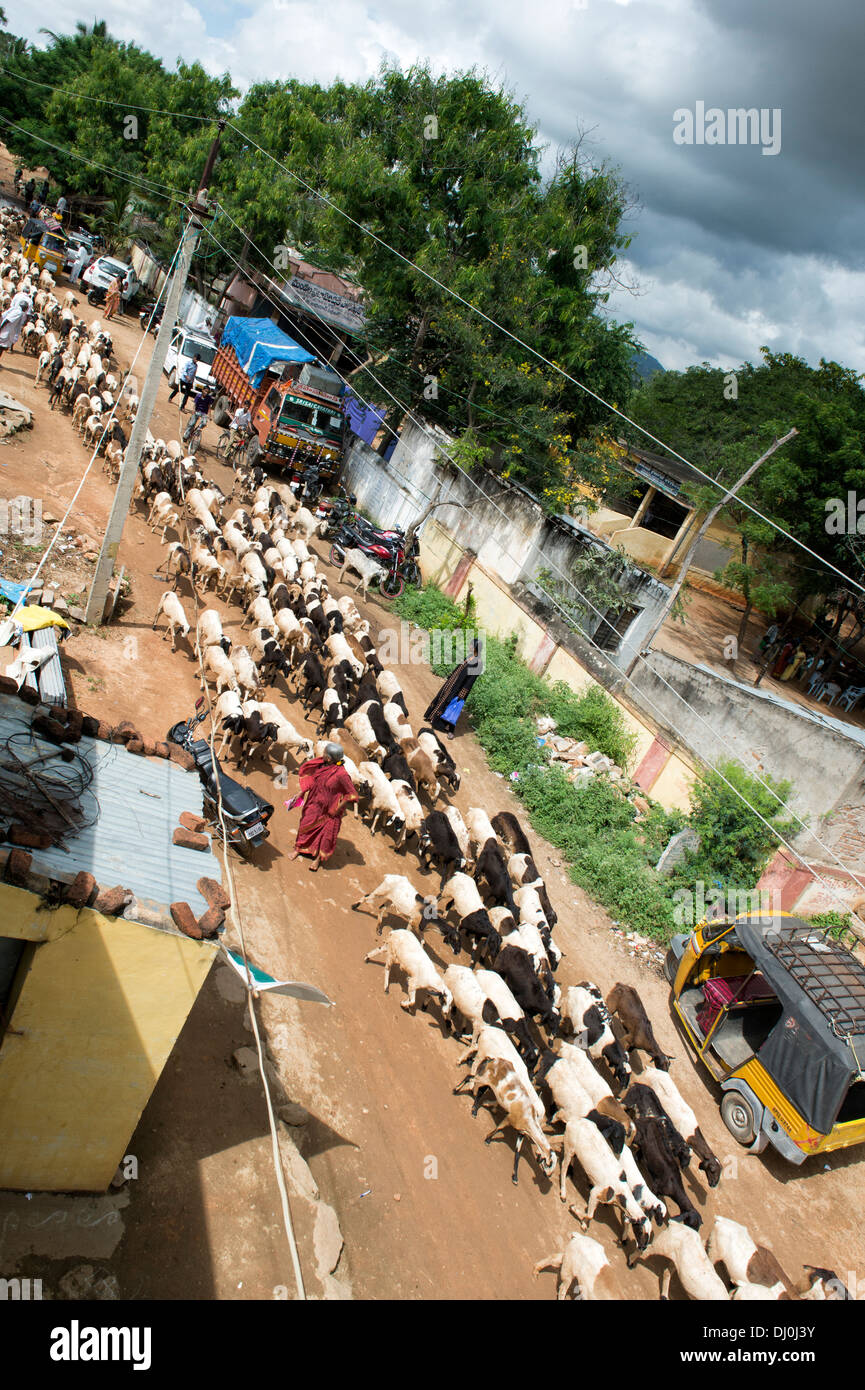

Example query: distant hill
[630,349,665,383]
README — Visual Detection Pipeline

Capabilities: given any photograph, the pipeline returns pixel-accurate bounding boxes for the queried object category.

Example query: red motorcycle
[329,521,420,598]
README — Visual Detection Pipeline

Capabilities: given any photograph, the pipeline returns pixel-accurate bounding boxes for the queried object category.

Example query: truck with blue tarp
[212,315,346,480]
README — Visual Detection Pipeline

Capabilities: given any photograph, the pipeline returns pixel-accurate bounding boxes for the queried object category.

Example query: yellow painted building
[0,882,218,1192]
[0,693,225,1193]
[582,443,743,590]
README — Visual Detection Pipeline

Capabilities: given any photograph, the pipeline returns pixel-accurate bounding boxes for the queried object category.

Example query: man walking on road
[169,354,200,412]
[69,243,90,285]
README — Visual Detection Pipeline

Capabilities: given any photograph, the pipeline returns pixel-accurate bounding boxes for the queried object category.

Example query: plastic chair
[807,672,826,696]
[838,685,865,712]
[816,681,842,706]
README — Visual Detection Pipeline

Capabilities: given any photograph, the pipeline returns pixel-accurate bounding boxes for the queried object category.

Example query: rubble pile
[609,922,668,974]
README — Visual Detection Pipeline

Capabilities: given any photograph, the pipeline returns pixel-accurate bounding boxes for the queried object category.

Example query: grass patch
[395,582,797,942]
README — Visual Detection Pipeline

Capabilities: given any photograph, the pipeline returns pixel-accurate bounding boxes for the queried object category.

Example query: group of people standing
[758,626,810,682]
[15,168,67,223]
[757,623,860,692]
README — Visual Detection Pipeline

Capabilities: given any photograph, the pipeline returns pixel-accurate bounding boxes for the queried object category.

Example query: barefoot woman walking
[288,742,358,871]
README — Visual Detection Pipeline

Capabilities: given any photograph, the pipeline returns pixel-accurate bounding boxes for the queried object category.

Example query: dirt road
[2,298,863,1301]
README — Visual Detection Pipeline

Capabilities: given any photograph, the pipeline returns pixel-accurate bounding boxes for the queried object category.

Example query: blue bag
[441,697,465,728]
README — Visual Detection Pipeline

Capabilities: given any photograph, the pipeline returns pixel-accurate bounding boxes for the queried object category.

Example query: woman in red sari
[289,743,357,871]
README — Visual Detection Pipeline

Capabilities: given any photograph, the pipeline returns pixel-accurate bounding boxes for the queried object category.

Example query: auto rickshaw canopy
[723,915,865,1134]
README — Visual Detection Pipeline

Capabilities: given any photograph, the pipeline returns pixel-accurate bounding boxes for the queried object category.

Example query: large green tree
[0,28,640,500]
[215,64,639,500]
[624,350,865,640]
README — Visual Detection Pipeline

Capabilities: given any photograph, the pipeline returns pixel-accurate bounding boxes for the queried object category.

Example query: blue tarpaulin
[344,389,387,446]
[220,316,314,388]
[0,576,32,605]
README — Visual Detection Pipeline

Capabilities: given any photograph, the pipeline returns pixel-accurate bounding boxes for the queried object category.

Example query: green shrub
[473,714,545,775]
[546,681,638,772]
[392,583,466,634]
[391,582,797,944]
[683,758,797,884]
[808,910,858,948]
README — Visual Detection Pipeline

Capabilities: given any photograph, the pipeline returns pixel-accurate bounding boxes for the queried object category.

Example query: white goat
[338,547,386,599]
[353,873,437,935]
[630,1222,729,1300]
[151,591,191,651]
[533,1232,617,1301]
[364,928,452,1014]
[358,760,405,835]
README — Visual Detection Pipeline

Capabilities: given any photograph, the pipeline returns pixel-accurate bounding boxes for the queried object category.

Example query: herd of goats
[1,220,138,475]
[5,202,849,1302]
[133,450,846,1303]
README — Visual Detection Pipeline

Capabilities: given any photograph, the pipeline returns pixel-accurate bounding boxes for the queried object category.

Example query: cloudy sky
[6,0,864,374]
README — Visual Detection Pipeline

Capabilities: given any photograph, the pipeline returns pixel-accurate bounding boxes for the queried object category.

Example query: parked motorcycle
[167,699,274,858]
[320,484,359,538]
[329,522,421,598]
[139,301,165,334]
[86,284,106,308]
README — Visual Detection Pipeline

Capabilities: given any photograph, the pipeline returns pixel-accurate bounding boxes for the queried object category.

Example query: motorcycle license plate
[245,821,264,840]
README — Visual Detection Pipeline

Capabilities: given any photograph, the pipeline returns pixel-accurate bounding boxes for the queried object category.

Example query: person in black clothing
[37,177,49,203]
[22,178,35,206]
[182,387,215,444]
[168,354,200,411]
[423,637,484,740]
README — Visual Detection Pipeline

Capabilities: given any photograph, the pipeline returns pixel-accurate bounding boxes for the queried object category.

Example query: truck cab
[212,316,345,480]
[253,362,344,477]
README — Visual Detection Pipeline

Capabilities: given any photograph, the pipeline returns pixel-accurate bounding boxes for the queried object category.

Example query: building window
[595,604,641,652]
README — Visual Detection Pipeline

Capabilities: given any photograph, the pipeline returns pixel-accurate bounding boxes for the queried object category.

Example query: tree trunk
[735,600,753,663]
[466,378,476,432]
[811,594,852,673]
[409,311,432,370]
[734,536,751,661]
[404,498,470,551]
[375,404,401,457]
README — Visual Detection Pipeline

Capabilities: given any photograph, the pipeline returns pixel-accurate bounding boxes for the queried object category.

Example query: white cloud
[5,0,863,375]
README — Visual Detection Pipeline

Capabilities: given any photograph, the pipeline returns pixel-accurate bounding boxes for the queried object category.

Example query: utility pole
[85,119,226,625]
[624,428,798,678]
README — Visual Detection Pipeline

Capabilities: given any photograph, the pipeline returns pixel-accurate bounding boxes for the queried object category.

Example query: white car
[81,254,133,292]
[163,327,218,394]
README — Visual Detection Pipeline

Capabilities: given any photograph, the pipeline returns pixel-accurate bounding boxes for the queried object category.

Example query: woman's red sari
[293,757,358,861]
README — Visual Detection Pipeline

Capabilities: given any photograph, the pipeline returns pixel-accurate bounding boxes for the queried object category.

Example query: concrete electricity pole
[85,119,226,625]
[624,428,798,678]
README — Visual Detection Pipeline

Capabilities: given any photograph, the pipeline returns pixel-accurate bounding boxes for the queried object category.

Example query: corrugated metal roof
[0,694,220,917]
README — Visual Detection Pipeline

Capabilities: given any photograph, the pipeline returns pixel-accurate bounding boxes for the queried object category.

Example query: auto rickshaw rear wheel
[721,1092,758,1146]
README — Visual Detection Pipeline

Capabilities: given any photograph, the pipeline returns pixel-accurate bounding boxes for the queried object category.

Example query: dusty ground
[656,584,865,733]
[2,264,864,1303]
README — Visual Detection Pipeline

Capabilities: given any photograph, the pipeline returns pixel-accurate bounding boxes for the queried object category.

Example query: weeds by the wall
[393,583,797,942]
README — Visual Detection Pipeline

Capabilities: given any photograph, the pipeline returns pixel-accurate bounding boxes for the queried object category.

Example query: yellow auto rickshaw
[665,911,865,1163]
[19,218,67,278]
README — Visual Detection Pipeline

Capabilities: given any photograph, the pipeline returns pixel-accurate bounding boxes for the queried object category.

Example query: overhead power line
[205,211,865,934]
[2,62,861,596]
[223,121,865,601]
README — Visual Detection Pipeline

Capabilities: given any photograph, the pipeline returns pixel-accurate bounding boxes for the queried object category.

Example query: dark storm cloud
[7,0,863,371]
